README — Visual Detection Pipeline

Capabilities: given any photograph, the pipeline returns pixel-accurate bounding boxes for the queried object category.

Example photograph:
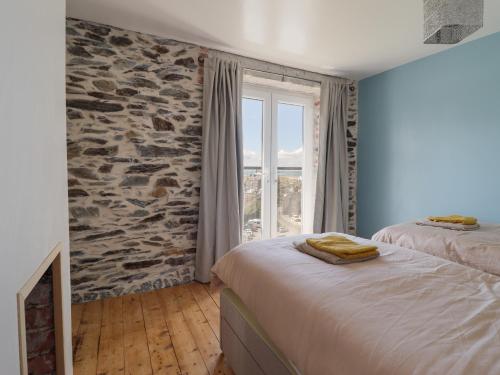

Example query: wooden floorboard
[123,294,153,375]
[141,291,182,375]
[174,285,222,374]
[202,284,221,308]
[72,303,84,354]
[156,287,208,375]
[97,296,124,375]
[73,283,231,375]
[190,283,220,341]
[73,300,103,375]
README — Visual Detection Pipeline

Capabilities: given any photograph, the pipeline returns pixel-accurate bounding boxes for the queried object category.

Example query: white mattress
[212,234,500,375]
[372,222,500,276]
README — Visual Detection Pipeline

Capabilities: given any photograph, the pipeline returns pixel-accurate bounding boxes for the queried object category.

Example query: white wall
[0,0,72,374]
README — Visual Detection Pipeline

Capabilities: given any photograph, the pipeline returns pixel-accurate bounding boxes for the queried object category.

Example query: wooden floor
[71,282,234,375]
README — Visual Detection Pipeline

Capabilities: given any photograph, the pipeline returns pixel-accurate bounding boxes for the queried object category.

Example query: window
[242,84,314,242]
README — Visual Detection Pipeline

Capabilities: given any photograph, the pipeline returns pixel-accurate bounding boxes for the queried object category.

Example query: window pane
[242,98,263,242]
[276,103,303,237]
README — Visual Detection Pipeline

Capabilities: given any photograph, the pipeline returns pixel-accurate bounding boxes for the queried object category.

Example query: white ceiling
[67,0,500,80]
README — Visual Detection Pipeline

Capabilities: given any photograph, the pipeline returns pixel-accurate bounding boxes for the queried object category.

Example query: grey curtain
[313,80,349,233]
[195,55,244,282]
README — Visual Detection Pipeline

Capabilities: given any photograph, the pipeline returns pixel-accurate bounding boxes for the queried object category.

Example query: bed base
[220,288,300,375]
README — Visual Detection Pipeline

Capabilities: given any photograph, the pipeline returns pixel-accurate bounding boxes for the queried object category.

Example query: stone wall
[347,83,358,234]
[66,18,358,303]
[66,18,206,303]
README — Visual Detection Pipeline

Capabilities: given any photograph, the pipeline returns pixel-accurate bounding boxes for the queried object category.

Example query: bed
[212,234,500,375]
[372,222,500,277]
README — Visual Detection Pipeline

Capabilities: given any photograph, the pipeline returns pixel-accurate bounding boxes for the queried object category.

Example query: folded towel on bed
[416,220,480,231]
[427,215,477,225]
[293,241,379,264]
[306,235,379,258]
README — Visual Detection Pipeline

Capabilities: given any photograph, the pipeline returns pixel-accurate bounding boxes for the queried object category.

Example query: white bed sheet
[372,222,500,276]
[212,234,500,375]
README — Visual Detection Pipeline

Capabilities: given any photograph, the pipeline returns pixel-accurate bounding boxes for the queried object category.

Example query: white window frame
[243,83,315,239]
[242,86,272,239]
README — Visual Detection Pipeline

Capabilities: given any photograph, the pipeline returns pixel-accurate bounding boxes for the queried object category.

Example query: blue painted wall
[358,32,500,238]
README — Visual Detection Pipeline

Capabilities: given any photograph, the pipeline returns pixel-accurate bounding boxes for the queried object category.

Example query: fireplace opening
[25,266,57,374]
[17,243,66,375]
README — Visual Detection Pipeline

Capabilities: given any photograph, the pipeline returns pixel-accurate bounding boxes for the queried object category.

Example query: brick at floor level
[26,328,55,356]
[28,352,56,374]
[25,305,54,330]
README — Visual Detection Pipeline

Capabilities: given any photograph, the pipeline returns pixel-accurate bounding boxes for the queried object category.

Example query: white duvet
[212,234,500,375]
[372,222,500,277]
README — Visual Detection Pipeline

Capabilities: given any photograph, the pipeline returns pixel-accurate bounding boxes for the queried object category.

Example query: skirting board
[17,242,65,375]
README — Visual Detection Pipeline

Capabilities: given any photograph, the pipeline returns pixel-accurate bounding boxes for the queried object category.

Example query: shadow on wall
[68,0,235,50]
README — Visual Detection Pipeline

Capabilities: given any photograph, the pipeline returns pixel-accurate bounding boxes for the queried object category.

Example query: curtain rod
[243,67,322,85]
[208,49,353,85]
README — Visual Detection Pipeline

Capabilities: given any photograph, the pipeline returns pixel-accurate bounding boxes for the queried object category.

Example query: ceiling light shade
[424,0,484,44]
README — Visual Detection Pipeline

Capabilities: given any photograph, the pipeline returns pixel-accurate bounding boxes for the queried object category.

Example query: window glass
[276,103,303,236]
[242,98,263,242]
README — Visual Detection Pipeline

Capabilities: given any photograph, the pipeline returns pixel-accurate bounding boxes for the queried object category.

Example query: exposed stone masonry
[66,18,358,303]
[347,83,358,234]
[66,18,206,302]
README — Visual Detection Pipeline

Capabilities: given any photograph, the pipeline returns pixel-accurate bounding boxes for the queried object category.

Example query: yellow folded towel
[333,249,380,260]
[427,215,477,225]
[306,235,379,260]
